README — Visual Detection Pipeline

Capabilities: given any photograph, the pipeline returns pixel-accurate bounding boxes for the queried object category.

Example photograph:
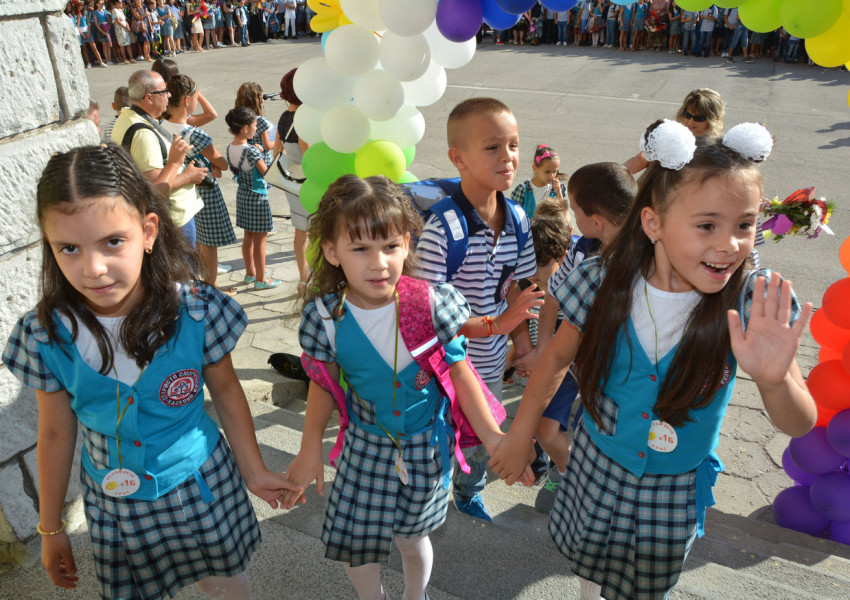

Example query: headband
[535,145,558,165]
[640,120,773,170]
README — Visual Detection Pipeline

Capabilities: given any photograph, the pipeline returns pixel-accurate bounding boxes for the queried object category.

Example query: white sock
[344,562,385,600]
[196,572,251,599]
[395,535,433,600]
[579,577,602,600]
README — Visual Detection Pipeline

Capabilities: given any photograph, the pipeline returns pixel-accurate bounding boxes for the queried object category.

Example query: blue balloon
[482,0,520,30]
[321,31,330,53]
[542,0,579,10]
[494,0,537,14]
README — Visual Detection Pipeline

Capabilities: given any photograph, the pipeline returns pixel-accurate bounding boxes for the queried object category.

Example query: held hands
[41,533,79,589]
[244,468,304,510]
[488,430,538,486]
[499,284,545,334]
[279,450,325,509]
[727,273,812,387]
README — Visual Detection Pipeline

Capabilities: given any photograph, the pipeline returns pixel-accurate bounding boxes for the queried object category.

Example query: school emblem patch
[500,271,515,300]
[159,369,200,407]
[698,361,732,396]
[414,368,433,390]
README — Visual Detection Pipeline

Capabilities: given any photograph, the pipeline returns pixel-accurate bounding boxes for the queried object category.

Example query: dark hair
[151,57,179,84]
[575,135,762,428]
[567,162,636,226]
[530,200,572,266]
[36,143,201,373]
[279,68,300,105]
[166,73,194,107]
[225,106,256,134]
[235,82,264,115]
[304,175,423,313]
[447,97,512,148]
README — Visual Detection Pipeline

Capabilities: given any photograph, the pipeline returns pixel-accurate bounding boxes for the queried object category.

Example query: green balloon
[301,142,356,187]
[739,0,781,33]
[354,140,406,182]
[402,145,416,169]
[714,0,749,8]
[299,177,329,214]
[398,171,419,184]
[780,0,842,39]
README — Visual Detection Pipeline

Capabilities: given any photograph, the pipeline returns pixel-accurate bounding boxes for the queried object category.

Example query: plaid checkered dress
[82,435,261,600]
[181,126,237,247]
[229,144,273,233]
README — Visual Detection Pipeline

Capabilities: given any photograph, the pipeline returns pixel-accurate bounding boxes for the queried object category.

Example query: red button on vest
[134,441,141,447]
[642,412,649,419]
[395,381,401,388]
[649,375,657,382]
[145,474,152,480]
[638,451,645,458]
[128,397,134,404]
[394,410,401,417]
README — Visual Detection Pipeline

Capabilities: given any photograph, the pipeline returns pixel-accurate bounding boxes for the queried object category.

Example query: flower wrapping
[761,187,834,241]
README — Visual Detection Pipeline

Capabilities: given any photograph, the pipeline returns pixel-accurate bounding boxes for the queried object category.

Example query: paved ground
[4,35,849,599]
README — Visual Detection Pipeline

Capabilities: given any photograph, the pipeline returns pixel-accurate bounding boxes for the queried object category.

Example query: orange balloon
[840,236,850,274]
[809,309,850,349]
[822,278,850,329]
[816,403,840,428]
[807,360,850,410]
[820,346,843,362]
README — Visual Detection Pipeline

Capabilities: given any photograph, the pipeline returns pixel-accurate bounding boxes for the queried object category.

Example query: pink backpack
[300,275,506,471]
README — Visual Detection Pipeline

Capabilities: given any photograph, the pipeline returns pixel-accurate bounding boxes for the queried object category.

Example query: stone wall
[0,0,99,563]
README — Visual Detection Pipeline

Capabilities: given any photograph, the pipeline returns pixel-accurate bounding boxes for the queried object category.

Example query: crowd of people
[491,1,813,65]
[65,0,316,68]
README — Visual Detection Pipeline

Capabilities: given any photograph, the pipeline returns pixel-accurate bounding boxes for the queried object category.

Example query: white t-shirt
[630,275,700,364]
[344,301,413,372]
[61,314,142,385]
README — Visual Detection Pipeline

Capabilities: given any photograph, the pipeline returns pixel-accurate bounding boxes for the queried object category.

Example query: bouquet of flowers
[761,187,834,241]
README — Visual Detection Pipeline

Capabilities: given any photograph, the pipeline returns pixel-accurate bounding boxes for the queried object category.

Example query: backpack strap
[505,198,531,270]
[428,196,469,282]
[121,122,168,164]
[522,181,536,217]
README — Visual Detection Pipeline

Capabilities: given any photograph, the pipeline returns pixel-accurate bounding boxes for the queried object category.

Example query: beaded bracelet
[36,520,66,536]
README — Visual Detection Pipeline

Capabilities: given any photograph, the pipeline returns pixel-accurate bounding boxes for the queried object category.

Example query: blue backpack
[401,178,531,281]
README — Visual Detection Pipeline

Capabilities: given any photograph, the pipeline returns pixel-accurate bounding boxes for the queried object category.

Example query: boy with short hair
[102,86,130,142]
[416,97,541,521]
[510,162,637,511]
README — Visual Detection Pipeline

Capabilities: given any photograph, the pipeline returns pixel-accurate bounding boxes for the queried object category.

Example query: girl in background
[235,82,274,165]
[510,144,567,219]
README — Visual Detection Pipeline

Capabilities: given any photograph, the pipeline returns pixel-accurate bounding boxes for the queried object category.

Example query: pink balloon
[826,409,850,457]
[773,486,830,536]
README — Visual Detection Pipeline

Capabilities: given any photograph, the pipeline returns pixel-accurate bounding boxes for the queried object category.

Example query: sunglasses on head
[682,109,707,123]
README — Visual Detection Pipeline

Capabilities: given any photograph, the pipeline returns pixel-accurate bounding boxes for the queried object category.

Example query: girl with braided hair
[2,143,300,599]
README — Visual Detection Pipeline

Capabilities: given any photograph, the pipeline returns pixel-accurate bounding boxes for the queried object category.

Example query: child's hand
[488,430,537,486]
[41,533,79,589]
[498,284,545,334]
[511,346,540,377]
[245,468,304,510]
[727,272,812,387]
[280,451,325,509]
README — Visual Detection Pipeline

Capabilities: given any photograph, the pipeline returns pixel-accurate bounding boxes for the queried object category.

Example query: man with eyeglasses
[111,70,207,244]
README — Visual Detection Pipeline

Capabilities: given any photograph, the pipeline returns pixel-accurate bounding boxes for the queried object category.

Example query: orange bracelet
[483,315,498,336]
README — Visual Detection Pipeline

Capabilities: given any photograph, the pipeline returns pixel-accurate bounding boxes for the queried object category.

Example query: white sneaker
[217,264,233,274]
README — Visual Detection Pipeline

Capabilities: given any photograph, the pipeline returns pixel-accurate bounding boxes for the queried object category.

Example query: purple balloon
[773,486,830,536]
[495,0,537,13]
[810,471,850,522]
[826,409,850,457]
[542,0,579,10]
[788,427,846,475]
[437,0,483,43]
[481,0,520,30]
[831,519,850,545]
[782,447,818,486]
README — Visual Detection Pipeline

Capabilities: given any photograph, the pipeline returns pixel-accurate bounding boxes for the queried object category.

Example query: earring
[145,247,153,255]
[650,237,657,245]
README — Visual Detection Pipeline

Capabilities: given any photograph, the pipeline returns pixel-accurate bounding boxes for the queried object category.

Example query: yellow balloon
[338,13,353,26]
[310,13,341,33]
[805,11,850,68]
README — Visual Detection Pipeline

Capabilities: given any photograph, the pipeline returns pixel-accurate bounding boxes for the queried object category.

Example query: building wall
[0,0,99,563]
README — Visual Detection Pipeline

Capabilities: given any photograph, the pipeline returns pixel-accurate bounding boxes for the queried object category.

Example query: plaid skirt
[549,418,697,600]
[82,435,261,600]
[322,420,452,567]
[235,187,273,232]
[196,184,237,246]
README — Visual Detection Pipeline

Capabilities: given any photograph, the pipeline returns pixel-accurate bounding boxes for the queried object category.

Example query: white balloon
[379,0,436,36]
[354,69,405,121]
[324,25,380,78]
[293,57,355,110]
[370,104,425,148]
[402,61,446,107]
[379,32,431,82]
[422,20,476,69]
[340,0,385,31]
[321,104,371,154]
[292,104,325,145]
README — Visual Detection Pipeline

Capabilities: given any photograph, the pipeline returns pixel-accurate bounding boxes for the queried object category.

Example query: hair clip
[722,122,773,163]
[639,119,696,171]
[535,151,555,165]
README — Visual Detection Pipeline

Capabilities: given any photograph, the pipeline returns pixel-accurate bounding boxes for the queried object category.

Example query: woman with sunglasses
[624,87,724,173]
